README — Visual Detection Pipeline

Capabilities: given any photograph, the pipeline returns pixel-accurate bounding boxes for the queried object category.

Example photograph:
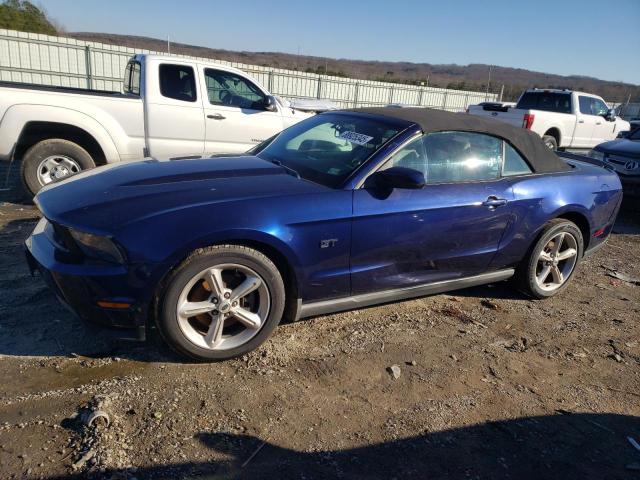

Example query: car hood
[35,156,328,233]
[596,138,640,158]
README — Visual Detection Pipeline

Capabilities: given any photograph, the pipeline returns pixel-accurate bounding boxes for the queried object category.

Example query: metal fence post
[353,82,360,108]
[268,71,274,92]
[441,91,448,110]
[388,86,394,104]
[84,45,93,90]
[417,88,424,106]
[316,76,323,99]
[499,85,504,102]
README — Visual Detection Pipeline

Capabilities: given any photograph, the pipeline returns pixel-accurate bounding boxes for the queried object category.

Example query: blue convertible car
[25,108,622,360]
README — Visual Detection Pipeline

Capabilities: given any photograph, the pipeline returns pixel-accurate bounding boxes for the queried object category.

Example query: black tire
[514,219,583,299]
[542,135,558,151]
[157,245,286,361]
[21,139,96,196]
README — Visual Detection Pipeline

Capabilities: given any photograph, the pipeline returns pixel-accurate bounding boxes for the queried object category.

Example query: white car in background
[467,89,630,150]
[0,54,314,195]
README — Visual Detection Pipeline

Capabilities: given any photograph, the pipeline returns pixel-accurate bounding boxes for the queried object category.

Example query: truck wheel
[542,135,558,150]
[21,139,96,196]
[514,219,583,299]
[157,245,286,361]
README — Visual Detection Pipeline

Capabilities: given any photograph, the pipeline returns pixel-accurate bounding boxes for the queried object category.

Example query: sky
[37,0,640,85]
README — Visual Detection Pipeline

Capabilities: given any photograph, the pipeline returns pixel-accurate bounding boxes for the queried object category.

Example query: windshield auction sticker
[338,131,374,146]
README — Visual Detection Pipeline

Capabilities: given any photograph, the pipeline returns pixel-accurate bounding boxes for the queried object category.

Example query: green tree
[0,0,58,35]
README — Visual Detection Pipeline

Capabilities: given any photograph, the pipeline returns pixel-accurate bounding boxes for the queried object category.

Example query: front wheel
[515,219,583,299]
[157,245,286,361]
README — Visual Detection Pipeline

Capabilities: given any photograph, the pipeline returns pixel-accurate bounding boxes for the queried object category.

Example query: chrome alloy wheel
[37,155,81,186]
[176,264,270,351]
[535,232,578,292]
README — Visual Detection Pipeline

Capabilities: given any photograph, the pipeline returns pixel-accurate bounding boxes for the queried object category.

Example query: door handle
[596,121,602,125]
[207,113,226,120]
[482,196,508,208]
[578,119,585,124]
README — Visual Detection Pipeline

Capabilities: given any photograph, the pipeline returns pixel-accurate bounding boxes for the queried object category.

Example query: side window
[379,132,503,184]
[592,98,609,116]
[503,143,533,176]
[578,96,592,115]
[123,61,141,95]
[380,136,428,175]
[159,64,197,102]
[423,131,502,183]
[204,69,267,110]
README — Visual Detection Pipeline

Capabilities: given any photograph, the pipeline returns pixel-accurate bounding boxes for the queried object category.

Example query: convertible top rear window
[258,113,405,188]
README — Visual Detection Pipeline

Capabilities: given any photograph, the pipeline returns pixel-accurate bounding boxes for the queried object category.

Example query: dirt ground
[0,200,639,480]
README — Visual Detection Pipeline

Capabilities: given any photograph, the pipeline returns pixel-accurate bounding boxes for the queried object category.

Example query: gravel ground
[0,201,639,480]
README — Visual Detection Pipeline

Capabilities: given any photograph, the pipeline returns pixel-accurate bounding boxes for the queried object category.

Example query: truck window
[591,98,609,116]
[204,68,267,110]
[123,61,141,95]
[159,64,197,102]
[578,96,592,115]
[516,92,571,114]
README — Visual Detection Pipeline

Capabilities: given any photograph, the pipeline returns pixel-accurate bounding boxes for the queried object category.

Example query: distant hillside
[64,32,635,103]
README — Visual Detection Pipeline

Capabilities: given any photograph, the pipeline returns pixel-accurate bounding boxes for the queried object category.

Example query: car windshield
[257,113,406,188]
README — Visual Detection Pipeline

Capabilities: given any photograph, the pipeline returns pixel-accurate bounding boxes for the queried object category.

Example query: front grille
[605,154,640,176]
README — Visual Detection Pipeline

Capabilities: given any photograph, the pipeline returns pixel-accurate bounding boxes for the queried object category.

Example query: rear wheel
[515,219,583,299]
[542,135,558,151]
[21,139,96,196]
[157,245,285,361]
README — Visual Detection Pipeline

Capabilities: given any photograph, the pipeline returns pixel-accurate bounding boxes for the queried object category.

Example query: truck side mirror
[263,96,278,112]
[605,108,617,122]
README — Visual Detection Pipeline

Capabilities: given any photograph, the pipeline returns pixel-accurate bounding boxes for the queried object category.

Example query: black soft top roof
[346,107,570,173]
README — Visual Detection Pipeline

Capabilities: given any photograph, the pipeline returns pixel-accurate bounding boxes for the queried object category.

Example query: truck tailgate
[467,105,526,128]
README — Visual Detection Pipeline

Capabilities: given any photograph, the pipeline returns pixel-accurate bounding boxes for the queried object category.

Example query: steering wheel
[218,89,232,104]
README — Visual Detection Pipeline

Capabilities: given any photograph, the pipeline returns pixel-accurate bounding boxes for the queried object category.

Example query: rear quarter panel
[492,163,622,268]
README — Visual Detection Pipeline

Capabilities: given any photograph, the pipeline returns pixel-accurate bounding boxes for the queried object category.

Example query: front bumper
[24,218,154,338]
[618,174,640,198]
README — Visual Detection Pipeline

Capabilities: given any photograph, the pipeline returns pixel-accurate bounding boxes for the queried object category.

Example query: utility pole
[167,35,170,55]
[485,65,492,100]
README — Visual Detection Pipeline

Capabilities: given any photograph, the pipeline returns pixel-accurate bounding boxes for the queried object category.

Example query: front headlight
[587,149,605,161]
[68,228,125,264]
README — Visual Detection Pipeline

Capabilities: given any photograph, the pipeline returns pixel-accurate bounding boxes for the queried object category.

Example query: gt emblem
[624,160,639,171]
[320,238,338,249]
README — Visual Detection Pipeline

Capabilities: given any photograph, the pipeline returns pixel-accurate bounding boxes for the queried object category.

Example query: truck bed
[0,81,137,99]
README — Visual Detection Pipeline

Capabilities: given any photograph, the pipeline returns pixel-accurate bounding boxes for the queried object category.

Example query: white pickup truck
[467,89,630,150]
[0,54,313,195]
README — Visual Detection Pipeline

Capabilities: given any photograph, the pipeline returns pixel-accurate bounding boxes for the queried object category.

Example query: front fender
[165,228,303,276]
[0,104,121,161]
[137,227,304,311]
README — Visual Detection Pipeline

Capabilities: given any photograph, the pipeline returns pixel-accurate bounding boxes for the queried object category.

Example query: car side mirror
[263,95,278,112]
[605,108,617,122]
[366,166,425,190]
